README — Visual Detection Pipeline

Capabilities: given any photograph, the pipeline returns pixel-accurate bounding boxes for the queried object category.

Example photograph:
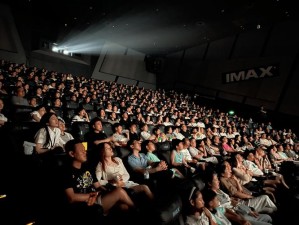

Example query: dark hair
[39,112,57,148]
[172,139,183,148]
[90,117,102,127]
[40,112,56,126]
[97,142,118,172]
[201,188,217,207]
[112,122,122,132]
[65,139,82,154]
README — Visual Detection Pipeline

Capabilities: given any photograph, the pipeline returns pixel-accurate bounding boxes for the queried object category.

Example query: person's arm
[225,208,251,225]
[202,207,218,225]
[65,187,95,205]
[94,136,114,145]
[31,112,41,122]
[35,143,50,154]
[118,158,130,182]
[95,162,109,185]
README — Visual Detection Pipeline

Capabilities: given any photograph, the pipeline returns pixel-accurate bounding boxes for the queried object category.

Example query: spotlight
[63,49,69,55]
[52,46,59,52]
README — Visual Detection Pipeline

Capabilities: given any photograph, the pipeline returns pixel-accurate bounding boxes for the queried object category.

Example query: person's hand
[116,180,125,187]
[231,198,239,207]
[249,210,259,218]
[202,207,213,220]
[157,161,168,171]
[87,192,98,206]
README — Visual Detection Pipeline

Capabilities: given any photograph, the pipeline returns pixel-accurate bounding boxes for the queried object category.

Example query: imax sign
[222,65,279,84]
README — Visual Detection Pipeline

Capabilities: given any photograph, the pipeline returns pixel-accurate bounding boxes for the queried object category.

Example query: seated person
[112,123,130,147]
[189,138,218,165]
[62,139,135,217]
[0,99,8,127]
[143,140,184,178]
[218,160,277,214]
[243,150,289,190]
[140,123,154,141]
[185,187,217,225]
[71,107,90,124]
[58,117,74,143]
[204,171,273,225]
[34,112,65,154]
[231,153,277,203]
[95,142,154,201]
[85,117,113,152]
[170,139,197,177]
[30,105,46,122]
[126,139,175,190]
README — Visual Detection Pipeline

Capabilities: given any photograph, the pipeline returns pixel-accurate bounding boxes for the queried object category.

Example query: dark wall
[160,20,299,118]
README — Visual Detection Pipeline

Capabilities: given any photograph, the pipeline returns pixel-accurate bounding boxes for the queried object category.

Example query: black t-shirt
[62,163,97,194]
[181,130,192,139]
[85,131,108,151]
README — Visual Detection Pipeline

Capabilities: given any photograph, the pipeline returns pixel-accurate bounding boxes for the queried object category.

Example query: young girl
[185,187,217,225]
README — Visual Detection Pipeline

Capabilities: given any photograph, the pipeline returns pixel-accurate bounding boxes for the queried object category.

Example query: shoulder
[115,157,123,162]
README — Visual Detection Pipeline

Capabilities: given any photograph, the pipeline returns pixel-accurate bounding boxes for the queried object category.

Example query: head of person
[172,139,184,150]
[218,160,232,178]
[40,112,58,128]
[65,139,86,163]
[204,171,220,191]
[202,188,219,210]
[127,139,141,152]
[90,117,102,132]
[187,187,205,214]
[142,140,156,152]
[112,123,122,133]
[58,117,66,132]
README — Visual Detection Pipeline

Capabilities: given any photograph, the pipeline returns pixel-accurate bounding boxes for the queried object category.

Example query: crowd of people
[1,58,299,225]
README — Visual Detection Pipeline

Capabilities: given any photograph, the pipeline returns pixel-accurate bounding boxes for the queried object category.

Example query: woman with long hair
[34,112,65,154]
[95,142,154,201]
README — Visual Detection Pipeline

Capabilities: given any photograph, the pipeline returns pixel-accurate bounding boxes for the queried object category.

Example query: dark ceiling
[1,0,298,56]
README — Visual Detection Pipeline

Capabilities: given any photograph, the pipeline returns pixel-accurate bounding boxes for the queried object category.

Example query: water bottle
[144,166,151,179]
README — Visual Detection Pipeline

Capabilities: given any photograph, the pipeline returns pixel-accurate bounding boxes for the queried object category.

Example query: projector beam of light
[56,5,200,55]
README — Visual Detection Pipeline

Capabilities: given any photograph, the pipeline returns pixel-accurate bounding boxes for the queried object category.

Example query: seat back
[71,121,90,141]
[156,141,172,165]
[102,122,114,137]
[152,192,184,225]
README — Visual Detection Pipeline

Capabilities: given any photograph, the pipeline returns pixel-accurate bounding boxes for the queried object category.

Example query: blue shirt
[128,153,149,170]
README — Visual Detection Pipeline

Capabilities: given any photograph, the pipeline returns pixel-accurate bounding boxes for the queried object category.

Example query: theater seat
[156,141,172,165]
[152,192,184,225]
[71,121,90,141]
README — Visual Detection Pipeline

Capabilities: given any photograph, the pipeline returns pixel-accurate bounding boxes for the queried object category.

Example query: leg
[131,184,154,200]
[100,187,135,215]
